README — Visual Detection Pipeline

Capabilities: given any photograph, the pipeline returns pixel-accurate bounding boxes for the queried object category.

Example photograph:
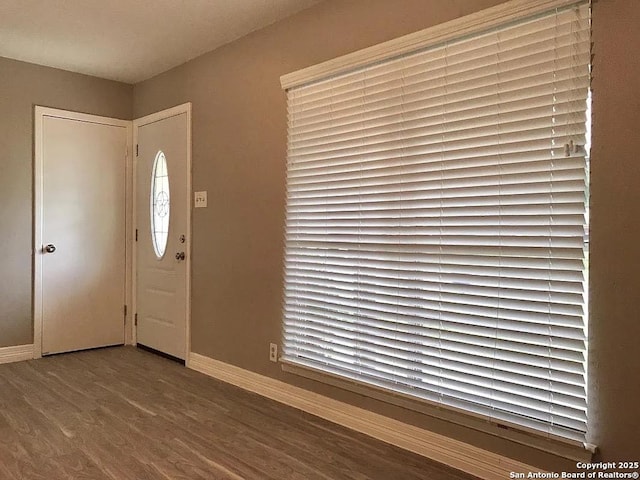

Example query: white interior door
[40,114,128,355]
[135,107,190,360]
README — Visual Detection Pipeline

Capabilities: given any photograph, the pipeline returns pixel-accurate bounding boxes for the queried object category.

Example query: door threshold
[136,344,185,365]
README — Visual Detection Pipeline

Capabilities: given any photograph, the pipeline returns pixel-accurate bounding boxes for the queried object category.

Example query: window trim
[281,0,584,90]
[282,360,594,461]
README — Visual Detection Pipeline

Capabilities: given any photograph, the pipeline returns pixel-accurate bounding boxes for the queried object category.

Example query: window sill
[281,360,595,463]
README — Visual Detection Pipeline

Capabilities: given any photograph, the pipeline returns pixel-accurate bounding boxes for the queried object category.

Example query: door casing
[132,103,192,362]
[33,106,134,358]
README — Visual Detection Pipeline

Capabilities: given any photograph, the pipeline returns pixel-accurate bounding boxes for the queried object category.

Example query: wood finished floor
[0,346,476,480]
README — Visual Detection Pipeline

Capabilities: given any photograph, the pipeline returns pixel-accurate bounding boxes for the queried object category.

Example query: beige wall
[588,0,640,462]
[0,56,132,348]
[134,0,640,468]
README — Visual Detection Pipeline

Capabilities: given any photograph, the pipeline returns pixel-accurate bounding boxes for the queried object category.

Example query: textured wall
[587,0,640,462]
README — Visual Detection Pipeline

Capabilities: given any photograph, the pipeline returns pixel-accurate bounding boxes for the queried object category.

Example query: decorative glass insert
[151,151,170,258]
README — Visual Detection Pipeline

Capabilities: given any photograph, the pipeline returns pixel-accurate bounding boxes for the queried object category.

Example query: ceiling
[0,0,321,84]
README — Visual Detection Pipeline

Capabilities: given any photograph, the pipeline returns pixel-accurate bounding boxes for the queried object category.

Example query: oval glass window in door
[151,151,170,258]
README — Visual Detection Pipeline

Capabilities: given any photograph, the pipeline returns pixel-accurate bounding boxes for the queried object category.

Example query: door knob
[44,244,56,253]
[175,251,185,261]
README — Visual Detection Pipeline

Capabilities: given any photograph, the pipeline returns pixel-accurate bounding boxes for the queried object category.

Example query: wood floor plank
[0,346,477,480]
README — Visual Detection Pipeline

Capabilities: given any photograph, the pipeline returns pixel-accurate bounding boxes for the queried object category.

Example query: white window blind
[282,2,590,443]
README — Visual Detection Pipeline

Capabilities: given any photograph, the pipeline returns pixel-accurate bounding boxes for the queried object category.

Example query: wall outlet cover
[269,343,278,362]
[194,191,207,208]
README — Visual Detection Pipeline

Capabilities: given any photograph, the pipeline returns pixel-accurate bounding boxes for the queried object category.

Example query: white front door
[135,106,190,360]
[38,112,128,355]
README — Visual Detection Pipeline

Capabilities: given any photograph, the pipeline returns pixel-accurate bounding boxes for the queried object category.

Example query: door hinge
[134,313,138,326]
[135,229,138,242]
[124,305,128,316]
[136,144,139,157]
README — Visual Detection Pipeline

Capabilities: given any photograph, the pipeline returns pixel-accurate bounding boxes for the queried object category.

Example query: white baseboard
[188,352,537,480]
[0,344,34,365]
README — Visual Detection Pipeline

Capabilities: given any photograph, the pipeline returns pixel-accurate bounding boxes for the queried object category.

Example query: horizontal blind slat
[284,327,586,400]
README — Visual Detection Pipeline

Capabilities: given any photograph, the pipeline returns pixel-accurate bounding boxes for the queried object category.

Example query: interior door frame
[33,106,133,359]
[132,103,192,362]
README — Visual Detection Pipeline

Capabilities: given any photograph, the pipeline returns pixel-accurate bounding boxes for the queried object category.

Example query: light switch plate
[194,191,207,208]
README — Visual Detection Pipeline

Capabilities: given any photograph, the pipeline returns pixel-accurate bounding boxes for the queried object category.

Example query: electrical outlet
[269,343,278,362]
